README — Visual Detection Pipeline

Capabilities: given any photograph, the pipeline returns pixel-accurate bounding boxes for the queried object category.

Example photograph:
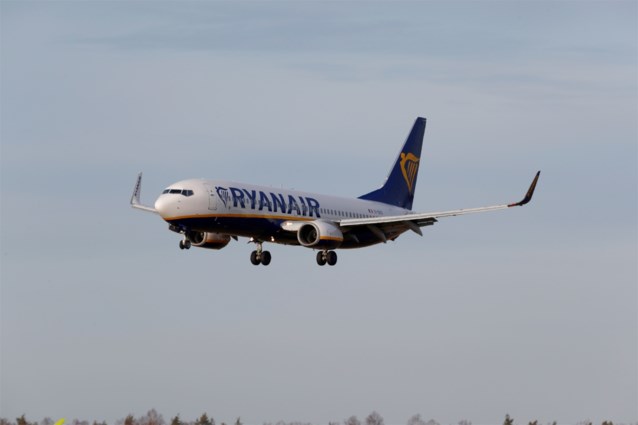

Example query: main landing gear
[316,250,337,266]
[250,241,271,266]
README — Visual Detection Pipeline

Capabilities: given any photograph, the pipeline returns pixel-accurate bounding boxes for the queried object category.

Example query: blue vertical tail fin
[358,117,426,210]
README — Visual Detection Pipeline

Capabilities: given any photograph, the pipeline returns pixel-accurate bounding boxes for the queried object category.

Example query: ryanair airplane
[131,117,540,266]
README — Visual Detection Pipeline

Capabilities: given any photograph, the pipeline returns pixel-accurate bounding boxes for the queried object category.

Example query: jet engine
[188,231,231,250]
[297,221,343,249]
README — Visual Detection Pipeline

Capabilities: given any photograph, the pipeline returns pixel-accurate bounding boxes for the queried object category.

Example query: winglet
[130,172,158,213]
[131,172,143,205]
[508,171,541,207]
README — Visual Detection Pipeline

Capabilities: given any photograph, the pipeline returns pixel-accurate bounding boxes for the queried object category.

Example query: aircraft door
[204,185,217,210]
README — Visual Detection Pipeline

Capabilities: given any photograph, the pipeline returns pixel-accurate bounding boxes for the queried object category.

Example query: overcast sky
[1,2,636,424]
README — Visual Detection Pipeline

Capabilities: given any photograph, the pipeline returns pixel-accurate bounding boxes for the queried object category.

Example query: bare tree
[365,412,384,425]
[528,421,538,425]
[407,415,426,425]
[344,417,361,425]
[458,420,472,425]
[138,410,164,425]
[503,415,514,425]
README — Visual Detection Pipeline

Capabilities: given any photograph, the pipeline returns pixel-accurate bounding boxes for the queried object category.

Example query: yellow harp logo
[400,152,420,194]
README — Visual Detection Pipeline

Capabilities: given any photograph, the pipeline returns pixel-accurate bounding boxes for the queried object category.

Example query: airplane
[130,117,540,266]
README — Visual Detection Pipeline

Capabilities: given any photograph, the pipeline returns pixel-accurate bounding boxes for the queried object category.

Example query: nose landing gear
[316,250,337,266]
[179,238,191,250]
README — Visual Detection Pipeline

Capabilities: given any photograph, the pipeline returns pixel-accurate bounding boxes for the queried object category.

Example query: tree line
[1,411,631,425]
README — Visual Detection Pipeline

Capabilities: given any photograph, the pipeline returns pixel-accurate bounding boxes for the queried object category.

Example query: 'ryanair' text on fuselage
[217,186,321,217]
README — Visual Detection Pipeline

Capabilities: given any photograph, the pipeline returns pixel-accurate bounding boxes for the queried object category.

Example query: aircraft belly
[166,216,411,249]
[166,216,300,245]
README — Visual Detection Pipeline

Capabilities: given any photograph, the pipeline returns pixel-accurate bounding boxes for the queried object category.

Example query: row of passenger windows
[319,208,373,219]
[224,202,371,219]
[162,188,194,196]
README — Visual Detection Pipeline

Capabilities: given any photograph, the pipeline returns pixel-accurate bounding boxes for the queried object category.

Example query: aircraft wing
[338,171,540,238]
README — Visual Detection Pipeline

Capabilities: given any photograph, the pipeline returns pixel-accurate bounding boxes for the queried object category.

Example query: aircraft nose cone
[154,196,172,218]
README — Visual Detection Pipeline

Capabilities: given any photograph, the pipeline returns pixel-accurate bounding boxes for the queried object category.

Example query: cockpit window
[163,188,194,196]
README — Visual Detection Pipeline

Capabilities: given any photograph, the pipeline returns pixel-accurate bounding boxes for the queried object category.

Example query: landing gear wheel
[249,240,271,266]
[316,251,327,266]
[179,240,185,250]
[250,250,261,265]
[261,251,272,266]
[326,250,337,266]
[183,240,191,249]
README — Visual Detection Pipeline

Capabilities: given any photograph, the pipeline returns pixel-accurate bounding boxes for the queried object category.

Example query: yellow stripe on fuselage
[320,236,344,241]
[163,212,317,222]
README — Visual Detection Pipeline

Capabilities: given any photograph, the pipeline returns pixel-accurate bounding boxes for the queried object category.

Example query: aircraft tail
[359,117,426,210]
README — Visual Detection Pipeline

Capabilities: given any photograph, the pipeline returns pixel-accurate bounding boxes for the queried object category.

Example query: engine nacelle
[297,221,343,249]
[188,231,231,250]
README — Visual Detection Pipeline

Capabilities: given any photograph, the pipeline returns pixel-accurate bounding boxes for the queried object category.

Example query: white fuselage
[153,178,410,248]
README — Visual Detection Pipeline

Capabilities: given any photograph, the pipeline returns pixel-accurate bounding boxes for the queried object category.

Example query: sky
[1,1,636,424]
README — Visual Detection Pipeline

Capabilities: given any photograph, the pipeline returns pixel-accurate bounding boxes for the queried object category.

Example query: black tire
[327,250,337,266]
[250,250,261,265]
[184,240,191,249]
[261,251,271,266]
[179,240,185,250]
[316,252,327,266]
